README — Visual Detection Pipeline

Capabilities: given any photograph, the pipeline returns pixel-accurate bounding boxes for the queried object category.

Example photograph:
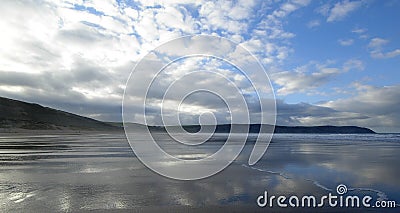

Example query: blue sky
[0,0,399,132]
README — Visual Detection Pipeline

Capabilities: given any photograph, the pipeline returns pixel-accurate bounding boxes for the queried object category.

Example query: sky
[0,0,399,132]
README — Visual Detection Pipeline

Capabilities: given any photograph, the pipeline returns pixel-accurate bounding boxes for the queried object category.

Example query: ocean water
[0,132,398,212]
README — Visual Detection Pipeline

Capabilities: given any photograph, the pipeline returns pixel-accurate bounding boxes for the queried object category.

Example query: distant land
[0,97,375,134]
[0,96,118,131]
[148,124,375,134]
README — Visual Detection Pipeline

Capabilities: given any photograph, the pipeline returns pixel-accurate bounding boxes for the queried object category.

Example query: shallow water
[0,133,398,212]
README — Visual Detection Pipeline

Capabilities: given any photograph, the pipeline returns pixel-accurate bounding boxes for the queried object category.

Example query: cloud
[2,0,395,133]
[351,27,369,39]
[315,3,329,17]
[370,49,400,59]
[276,99,369,127]
[269,82,400,132]
[368,37,388,48]
[122,46,276,125]
[351,27,367,34]
[368,37,400,59]
[327,0,364,22]
[246,0,310,64]
[307,19,320,28]
[198,1,256,34]
[272,59,363,95]
[343,59,364,71]
[338,38,354,46]
[320,83,400,132]
[316,1,365,23]
[0,0,310,123]
[272,68,340,95]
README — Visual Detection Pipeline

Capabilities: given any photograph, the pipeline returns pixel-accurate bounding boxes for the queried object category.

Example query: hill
[0,97,119,131]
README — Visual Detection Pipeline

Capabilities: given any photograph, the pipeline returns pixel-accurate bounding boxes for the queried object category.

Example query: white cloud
[241,39,263,53]
[371,49,400,59]
[338,39,354,46]
[307,19,320,28]
[316,1,365,23]
[351,27,367,34]
[198,1,253,34]
[343,59,364,71]
[368,37,388,48]
[0,1,61,74]
[315,3,331,16]
[327,0,364,22]
[272,59,362,95]
[272,69,339,95]
[338,38,354,46]
[84,0,119,17]
[351,27,369,39]
[368,37,400,59]
[242,0,310,64]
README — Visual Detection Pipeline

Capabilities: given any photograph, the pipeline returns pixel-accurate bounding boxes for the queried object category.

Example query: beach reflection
[0,133,398,211]
[258,134,400,191]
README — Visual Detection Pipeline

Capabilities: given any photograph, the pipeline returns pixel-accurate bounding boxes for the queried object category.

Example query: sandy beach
[0,132,399,212]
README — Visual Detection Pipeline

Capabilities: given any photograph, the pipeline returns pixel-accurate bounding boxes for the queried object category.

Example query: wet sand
[0,132,399,212]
